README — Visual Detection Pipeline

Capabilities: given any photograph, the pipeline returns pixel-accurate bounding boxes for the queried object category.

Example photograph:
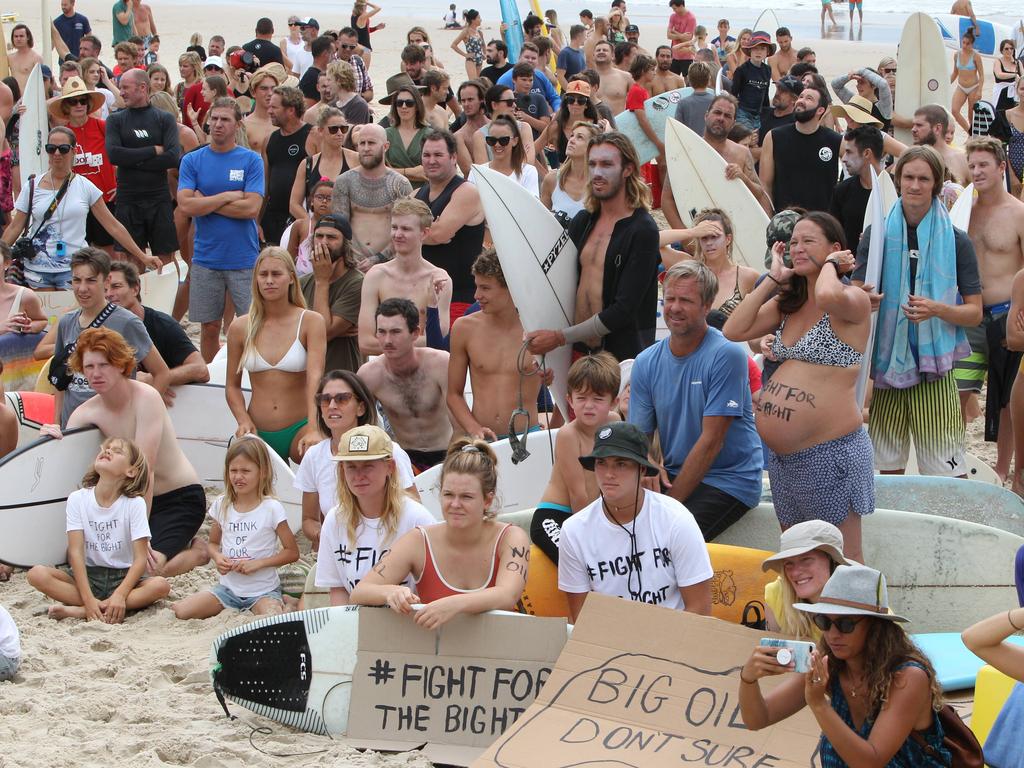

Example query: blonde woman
[315,425,434,605]
[147,63,173,96]
[80,56,119,116]
[727,29,752,75]
[175,51,203,112]
[225,247,326,462]
[541,120,601,226]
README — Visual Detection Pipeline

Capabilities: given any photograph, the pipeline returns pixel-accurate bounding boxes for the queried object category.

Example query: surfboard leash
[510,340,556,465]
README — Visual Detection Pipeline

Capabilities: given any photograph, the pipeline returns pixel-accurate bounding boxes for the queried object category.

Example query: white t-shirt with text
[558,490,713,611]
[210,497,289,597]
[294,438,416,517]
[315,496,435,592]
[0,605,21,660]
[65,487,151,569]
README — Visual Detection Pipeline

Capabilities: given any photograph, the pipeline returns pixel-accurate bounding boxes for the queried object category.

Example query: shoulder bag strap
[20,174,35,237]
[28,173,74,241]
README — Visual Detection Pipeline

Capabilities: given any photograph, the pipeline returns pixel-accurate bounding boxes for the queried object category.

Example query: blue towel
[873,198,969,389]
[985,682,1024,768]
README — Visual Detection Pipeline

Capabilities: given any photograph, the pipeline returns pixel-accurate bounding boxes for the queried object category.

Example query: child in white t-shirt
[0,604,21,681]
[27,438,171,622]
[558,422,714,622]
[172,436,299,618]
[316,425,435,603]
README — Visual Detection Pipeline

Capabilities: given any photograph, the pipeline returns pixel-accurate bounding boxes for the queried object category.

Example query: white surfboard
[861,168,898,230]
[472,165,575,420]
[167,383,301,532]
[948,182,974,230]
[206,334,251,388]
[713,505,1024,633]
[905,443,1000,484]
[614,86,693,165]
[0,426,103,567]
[140,260,188,317]
[873,474,1024,535]
[933,14,1013,57]
[18,63,47,185]
[39,0,52,68]
[894,13,951,146]
[714,67,724,95]
[664,118,769,270]
[856,167,889,408]
[753,9,781,34]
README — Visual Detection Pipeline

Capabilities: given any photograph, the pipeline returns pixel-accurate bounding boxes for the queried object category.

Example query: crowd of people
[1,0,1024,762]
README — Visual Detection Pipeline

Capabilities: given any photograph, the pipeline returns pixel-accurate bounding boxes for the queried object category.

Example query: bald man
[331,124,413,271]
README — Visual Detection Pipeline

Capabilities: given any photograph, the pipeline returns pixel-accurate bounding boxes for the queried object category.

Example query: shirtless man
[422,68,451,132]
[593,40,632,116]
[453,80,489,176]
[950,0,979,35]
[651,46,685,96]
[448,250,542,442]
[912,104,969,185]
[526,132,660,363]
[357,298,453,472]
[41,328,209,577]
[956,138,1024,481]
[8,24,43,93]
[768,27,797,81]
[332,124,412,270]
[244,68,279,155]
[130,0,156,40]
[358,197,452,355]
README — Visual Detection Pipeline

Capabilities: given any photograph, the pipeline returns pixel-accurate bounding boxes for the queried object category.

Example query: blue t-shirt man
[54,10,91,57]
[629,326,763,538]
[178,145,264,271]
[556,46,586,82]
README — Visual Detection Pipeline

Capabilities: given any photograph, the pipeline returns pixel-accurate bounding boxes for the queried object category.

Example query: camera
[11,237,34,262]
[229,49,258,74]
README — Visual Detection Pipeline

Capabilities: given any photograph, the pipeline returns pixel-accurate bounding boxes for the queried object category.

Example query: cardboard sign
[473,594,822,768]
[346,608,569,766]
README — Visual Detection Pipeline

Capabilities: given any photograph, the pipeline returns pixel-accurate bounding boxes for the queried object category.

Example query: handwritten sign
[473,594,821,768]
[346,608,569,766]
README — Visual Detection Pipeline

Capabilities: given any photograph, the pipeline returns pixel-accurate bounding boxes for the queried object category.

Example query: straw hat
[331,425,394,462]
[251,62,299,90]
[794,564,908,622]
[761,520,851,573]
[47,77,105,120]
[379,73,427,105]
[830,95,882,127]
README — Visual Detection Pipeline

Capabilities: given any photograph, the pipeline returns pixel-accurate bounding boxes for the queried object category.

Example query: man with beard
[338,27,374,101]
[652,45,685,96]
[453,80,489,175]
[829,125,885,255]
[479,39,512,84]
[243,67,279,155]
[332,124,412,270]
[260,85,311,245]
[300,214,365,373]
[178,98,264,361]
[759,82,841,212]
[414,130,486,326]
[912,104,969,185]
[526,132,660,363]
[767,27,797,80]
[592,40,632,115]
[754,74,801,161]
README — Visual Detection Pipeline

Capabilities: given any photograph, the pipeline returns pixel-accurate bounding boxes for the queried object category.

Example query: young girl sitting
[172,437,299,619]
[27,438,171,622]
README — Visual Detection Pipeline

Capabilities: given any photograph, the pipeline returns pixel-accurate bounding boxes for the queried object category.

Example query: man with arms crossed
[448,250,542,442]
[42,327,209,578]
[332,124,412,270]
[558,421,713,622]
[358,299,452,473]
[357,198,452,356]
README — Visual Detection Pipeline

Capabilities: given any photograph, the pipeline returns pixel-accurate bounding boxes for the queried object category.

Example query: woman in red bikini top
[351,438,531,630]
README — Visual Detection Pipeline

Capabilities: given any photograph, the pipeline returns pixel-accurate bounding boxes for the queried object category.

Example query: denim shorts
[209,583,283,611]
[0,653,19,681]
[24,268,72,290]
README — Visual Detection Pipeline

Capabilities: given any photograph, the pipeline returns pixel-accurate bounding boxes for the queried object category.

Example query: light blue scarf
[872,197,969,389]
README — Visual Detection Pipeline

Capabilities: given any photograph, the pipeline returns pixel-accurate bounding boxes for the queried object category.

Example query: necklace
[845,672,866,698]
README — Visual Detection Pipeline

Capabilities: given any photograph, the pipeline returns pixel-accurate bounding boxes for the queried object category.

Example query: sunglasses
[564,94,590,106]
[288,21,301,26]
[495,97,516,106]
[45,143,74,155]
[811,614,863,634]
[316,392,356,406]
[394,98,416,108]
[325,124,349,134]
[882,67,897,74]
[66,96,91,106]
[485,135,513,146]
[340,43,358,50]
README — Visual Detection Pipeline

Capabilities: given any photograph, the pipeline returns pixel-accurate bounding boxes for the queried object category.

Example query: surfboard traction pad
[211,607,336,735]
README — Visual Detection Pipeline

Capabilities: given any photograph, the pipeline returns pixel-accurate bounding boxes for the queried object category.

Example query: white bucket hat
[794,564,908,623]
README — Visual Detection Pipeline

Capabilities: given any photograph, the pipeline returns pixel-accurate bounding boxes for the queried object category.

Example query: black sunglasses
[812,614,862,633]
[316,392,356,406]
[882,67,897,74]
[288,21,301,26]
[495,97,516,106]
[485,135,512,146]
[394,98,416,108]
[564,94,590,106]
[340,43,358,50]
[325,124,349,134]
[45,143,74,155]
[66,96,91,106]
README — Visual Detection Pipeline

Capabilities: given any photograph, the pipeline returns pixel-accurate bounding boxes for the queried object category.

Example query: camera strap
[27,173,73,242]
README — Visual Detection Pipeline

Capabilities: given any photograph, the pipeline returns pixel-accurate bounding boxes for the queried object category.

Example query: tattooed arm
[349,527,425,613]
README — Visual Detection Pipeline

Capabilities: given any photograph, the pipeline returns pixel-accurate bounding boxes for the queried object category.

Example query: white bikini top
[550,178,585,221]
[242,310,308,373]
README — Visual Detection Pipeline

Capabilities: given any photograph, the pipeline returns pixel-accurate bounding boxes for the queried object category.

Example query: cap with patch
[579,422,659,477]
[764,209,801,269]
[314,213,353,241]
[331,425,393,462]
[625,24,639,32]
[565,79,592,98]
[302,17,320,29]
[776,75,803,95]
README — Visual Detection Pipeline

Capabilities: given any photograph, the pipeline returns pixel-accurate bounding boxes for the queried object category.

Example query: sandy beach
[0,1,1007,766]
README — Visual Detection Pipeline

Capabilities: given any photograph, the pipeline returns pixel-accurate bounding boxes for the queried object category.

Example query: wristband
[825,259,842,272]
[739,671,758,684]
[1010,609,1024,632]
[764,273,781,286]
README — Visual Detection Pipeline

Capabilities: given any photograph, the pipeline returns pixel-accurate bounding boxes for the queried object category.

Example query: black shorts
[671,59,693,77]
[149,483,206,559]
[85,210,115,247]
[115,196,178,256]
[406,448,448,474]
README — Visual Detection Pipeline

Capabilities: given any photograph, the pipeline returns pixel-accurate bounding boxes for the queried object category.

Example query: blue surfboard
[500,0,524,64]
[914,632,1024,691]
[933,14,1012,57]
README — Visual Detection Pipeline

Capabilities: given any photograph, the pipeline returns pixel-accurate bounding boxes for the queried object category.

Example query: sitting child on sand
[172,437,298,619]
[530,352,620,564]
[0,603,20,681]
[28,438,171,622]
